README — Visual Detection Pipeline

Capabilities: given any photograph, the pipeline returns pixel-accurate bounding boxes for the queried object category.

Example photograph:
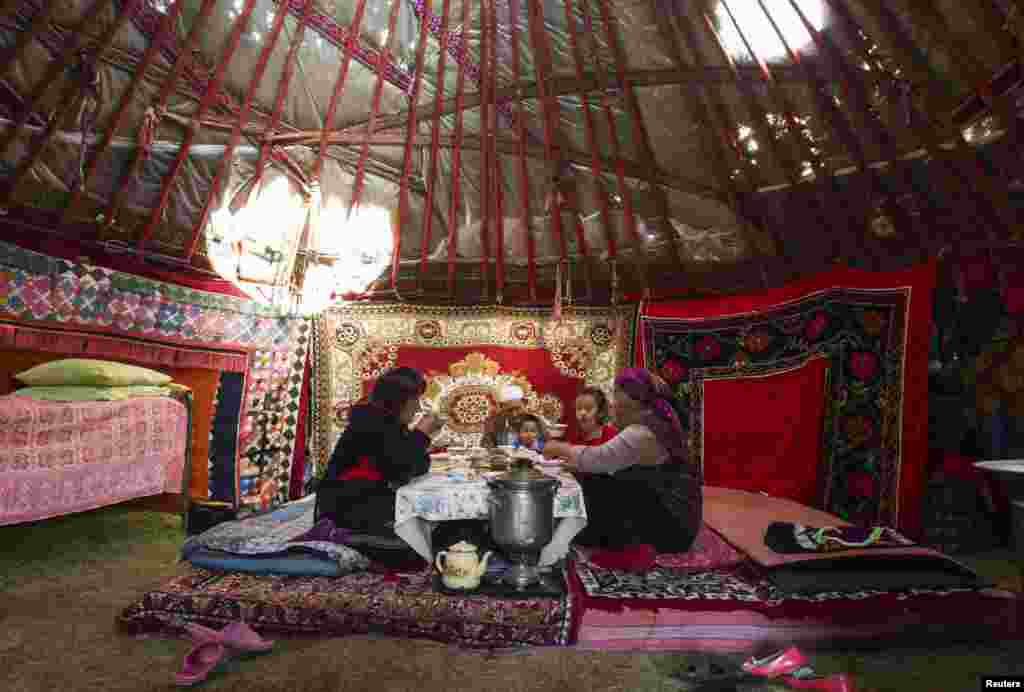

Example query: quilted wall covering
[0,241,311,509]
[638,261,936,537]
[311,304,635,479]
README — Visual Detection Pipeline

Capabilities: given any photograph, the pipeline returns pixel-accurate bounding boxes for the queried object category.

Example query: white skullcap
[497,384,525,403]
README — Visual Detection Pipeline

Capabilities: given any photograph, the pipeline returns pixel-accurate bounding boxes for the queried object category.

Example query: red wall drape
[701,355,830,507]
[638,261,936,536]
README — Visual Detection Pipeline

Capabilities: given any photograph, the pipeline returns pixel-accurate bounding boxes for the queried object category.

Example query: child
[570,386,617,446]
[516,414,546,452]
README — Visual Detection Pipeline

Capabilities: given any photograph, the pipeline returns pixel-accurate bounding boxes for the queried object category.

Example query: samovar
[487,461,560,589]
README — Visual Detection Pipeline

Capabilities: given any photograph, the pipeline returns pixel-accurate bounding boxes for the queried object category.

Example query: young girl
[516,414,546,452]
[570,386,617,446]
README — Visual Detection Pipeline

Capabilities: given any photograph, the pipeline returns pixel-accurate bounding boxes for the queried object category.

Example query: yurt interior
[2,0,1024,690]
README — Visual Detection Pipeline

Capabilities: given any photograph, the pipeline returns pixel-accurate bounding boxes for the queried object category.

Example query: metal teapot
[434,540,492,590]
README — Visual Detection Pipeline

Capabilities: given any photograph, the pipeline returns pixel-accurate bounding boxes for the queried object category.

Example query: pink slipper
[221,621,274,653]
[175,641,229,687]
[742,647,812,678]
[183,623,222,646]
[183,621,274,654]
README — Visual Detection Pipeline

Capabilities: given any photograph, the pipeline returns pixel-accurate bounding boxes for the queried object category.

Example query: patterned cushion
[653,523,746,569]
[15,359,172,387]
[575,523,745,571]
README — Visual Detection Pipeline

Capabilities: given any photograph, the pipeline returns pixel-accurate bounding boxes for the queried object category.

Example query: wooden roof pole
[101,0,219,233]
[62,0,184,225]
[713,0,862,266]
[509,0,537,301]
[394,0,432,290]
[183,0,293,261]
[248,0,315,203]
[325,64,832,142]
[580,0,649,294]
[806,1,1004,241]
[0,0,110,161]
[589,2,684,278]
[698,12,801,188]
[527,0,567,265]
[882,0,1020,143]
[595,0,680,289]
[0,1,60,82]
[670,9,790,277]
[348,0,403,221]
[651,2,770,286]
[447,0,469,299]
[479,0,492,301]
[753,0,929,265]
[1,0,131,206]
[786,0,962,257]
[558,0,603,301]
[312,0,371,184]
[487,0,502,303]
[417,0,452,292]
[564,0,621,268]
[823,0,1015,237]
[136,0,259,252]
[278,130,715,198]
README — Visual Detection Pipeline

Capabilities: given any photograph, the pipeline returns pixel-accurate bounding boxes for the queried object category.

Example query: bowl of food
[547,423,567,439]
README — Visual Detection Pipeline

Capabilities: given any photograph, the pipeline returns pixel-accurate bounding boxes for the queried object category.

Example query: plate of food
[547,423,568,439]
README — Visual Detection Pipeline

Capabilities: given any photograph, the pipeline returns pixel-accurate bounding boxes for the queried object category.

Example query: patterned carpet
[118,565,574,649]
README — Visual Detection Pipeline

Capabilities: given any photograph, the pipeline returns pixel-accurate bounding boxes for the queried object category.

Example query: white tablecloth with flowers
[393,468,588,566]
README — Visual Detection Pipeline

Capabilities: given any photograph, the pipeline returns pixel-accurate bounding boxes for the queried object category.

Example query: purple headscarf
[614,367,688,464]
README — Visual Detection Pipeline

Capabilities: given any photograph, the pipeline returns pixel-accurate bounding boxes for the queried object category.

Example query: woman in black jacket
[319,368,443,536]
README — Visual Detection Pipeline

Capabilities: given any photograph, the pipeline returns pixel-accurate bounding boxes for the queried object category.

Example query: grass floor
[1,501,1022,692]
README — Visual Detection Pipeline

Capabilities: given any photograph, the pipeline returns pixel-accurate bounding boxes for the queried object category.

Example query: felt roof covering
[0,0,1021,307]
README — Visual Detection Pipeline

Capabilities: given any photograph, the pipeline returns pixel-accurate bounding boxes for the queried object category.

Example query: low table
[974,460,1024,558]
[393,465,588,567]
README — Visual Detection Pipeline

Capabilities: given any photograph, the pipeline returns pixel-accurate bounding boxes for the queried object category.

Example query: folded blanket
[765,521,916,555]
[181,495,370,574]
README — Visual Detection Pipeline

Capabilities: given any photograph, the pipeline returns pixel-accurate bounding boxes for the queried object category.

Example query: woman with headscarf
[542,368,701,553]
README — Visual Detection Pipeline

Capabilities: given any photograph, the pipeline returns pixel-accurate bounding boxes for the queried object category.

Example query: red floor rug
[118,565,574,649]
[569,558,1022,652]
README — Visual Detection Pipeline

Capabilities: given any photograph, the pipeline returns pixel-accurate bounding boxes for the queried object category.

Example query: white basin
[973,460,1024,476]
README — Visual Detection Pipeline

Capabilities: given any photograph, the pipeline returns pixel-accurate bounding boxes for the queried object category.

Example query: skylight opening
[715,0,825,63]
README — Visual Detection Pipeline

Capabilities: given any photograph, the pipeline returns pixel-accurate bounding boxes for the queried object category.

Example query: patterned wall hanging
[638,262,935,536]
[0,241,311,510]
[208,371,246,503]
[311,303,635,477]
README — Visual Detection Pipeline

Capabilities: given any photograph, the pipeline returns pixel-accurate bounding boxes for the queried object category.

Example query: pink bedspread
[0,395,187,525]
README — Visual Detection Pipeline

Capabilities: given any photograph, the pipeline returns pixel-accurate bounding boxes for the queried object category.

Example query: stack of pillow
[14,358,182,401]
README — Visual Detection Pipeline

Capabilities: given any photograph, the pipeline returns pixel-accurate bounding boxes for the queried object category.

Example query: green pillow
[15,359,172,387]
[15,386,172,401]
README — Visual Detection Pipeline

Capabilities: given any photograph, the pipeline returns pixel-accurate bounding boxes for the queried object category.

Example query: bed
[0,388,193,526]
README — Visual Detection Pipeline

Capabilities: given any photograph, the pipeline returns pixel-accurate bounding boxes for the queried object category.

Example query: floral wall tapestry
[638,262,935,537]
[311,304,634,480]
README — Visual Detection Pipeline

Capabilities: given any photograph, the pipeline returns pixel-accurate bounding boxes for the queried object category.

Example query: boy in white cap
[480,384,527,448]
